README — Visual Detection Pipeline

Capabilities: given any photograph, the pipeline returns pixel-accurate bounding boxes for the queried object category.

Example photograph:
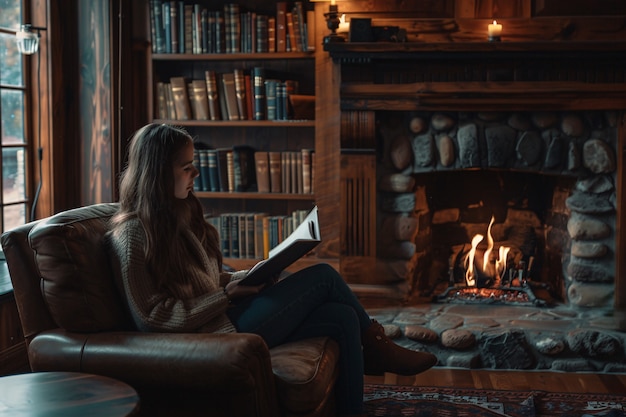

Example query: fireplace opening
[375,110,618,311]
[421,170,573,307]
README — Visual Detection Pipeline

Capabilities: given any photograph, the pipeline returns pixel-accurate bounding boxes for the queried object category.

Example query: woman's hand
[224,280,264,301]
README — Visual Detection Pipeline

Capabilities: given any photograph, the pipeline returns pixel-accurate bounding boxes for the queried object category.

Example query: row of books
[157,68,312,121]
[150,1,314,54]
[193,147,314,194]
[206,209,311,259]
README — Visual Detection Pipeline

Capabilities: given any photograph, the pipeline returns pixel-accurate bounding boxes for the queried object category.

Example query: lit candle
[331,0,336,5]
[337,14,349,33]
[488,20,502,40]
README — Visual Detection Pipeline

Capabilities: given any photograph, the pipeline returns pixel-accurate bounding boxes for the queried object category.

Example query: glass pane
[3,203,26,232]
[0,0,22,31]
[0,32,23,86]
[1,89,25,145]
[3,147,26,203]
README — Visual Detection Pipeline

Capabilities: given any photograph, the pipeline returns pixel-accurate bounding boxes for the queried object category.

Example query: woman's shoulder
[108,216,144,241]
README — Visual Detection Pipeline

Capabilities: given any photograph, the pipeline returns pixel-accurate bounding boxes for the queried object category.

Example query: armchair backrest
[1,203,129,343]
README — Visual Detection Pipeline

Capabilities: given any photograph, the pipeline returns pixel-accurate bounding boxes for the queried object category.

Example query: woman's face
[173,140,199,199]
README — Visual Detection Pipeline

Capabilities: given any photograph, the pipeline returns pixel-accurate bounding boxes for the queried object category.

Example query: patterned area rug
[364,384,626,417]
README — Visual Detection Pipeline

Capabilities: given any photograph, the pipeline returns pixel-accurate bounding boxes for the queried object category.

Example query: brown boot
[362,320,438,376]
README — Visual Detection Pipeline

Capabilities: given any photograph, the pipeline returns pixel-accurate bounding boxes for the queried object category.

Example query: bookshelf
[146,0,321,272]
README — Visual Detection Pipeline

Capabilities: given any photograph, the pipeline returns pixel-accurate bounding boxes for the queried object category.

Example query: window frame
[0,4,35,232]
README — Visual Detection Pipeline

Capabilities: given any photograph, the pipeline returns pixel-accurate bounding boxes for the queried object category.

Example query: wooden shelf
[195,191,314,200]
[325,41,626,60]
[152,52,314,61]
[153,119,315,127]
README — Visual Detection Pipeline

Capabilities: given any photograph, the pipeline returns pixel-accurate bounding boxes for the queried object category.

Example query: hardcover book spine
[183,4,193,53]
[163,1,171,53]
[165,83,176,119]
[256,15,268,53]
[262,216,270,258]
[170,76,192,120]
[246,213,255,259]
[191,79,209,120]
[216,148,231,192]
[233,69,247,120]
[289,6,302,52]
[207,150,220,192]
[230,214,240,258]
[204,70,221,121]
[149,0,160,53]
[252,67,266,120]
[254,213,268,259]
[216,11,225,53]
[170,1,178,54]
[199,149,210,191]
[269,151,282,193]
[220,214,231,258]
[276,2,287,53]
[178,1,185,53]
[306,10,315,51]
[226,150,235,192]
[302,149,312,194]
[294,2,307,52]
[268,16,276,53]
[244,73,254,121]
[264,79,278,121]
[254,151,270,193]
[221,72,240,121]
[285,12,296,52]
[156,81,168,119]
[201,8,209,53]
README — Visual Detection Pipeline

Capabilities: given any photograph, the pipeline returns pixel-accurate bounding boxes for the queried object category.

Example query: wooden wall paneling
[0,296,28,375]
[314,4,341,260]
[533,0,626,16]
[48,0,81,213]
[78,0,114,205]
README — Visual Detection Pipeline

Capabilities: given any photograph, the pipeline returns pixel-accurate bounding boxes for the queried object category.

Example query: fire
[464,216,510,286]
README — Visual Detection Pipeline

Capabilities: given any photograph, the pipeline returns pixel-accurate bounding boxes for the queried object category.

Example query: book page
[240,206,320,285]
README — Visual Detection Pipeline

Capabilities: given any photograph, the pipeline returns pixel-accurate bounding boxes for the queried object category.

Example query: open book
[239,206,321,286]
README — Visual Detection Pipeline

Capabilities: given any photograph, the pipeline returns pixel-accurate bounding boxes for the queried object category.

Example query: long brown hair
[111,124,222,289]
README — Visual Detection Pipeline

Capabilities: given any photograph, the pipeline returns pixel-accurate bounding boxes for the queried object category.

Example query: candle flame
[492,20,497,25]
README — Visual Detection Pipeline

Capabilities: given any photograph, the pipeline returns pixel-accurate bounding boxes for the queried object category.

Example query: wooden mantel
[326,41,626,112]
[324,40,626,57]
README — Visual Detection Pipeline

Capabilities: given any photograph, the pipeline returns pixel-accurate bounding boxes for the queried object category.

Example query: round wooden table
[0,371,139,416]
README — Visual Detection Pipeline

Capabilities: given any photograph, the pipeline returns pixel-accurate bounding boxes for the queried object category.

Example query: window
[0,0,30,232]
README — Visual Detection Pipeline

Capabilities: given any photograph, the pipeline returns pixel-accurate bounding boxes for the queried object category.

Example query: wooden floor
[364,368,626,395]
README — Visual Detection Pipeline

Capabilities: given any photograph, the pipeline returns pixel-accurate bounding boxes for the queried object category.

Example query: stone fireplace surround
[326,42,626,372]
[370,109,626,372]
[377,109,618,311]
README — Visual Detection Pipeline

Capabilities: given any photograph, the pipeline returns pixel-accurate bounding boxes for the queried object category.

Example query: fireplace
[318,18,626,372]
[375,109,619,311]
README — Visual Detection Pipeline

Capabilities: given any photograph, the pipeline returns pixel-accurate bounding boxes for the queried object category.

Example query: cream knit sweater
[108,218,245,334]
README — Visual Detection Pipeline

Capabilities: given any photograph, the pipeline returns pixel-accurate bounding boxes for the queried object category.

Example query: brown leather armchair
[1,204,339,417]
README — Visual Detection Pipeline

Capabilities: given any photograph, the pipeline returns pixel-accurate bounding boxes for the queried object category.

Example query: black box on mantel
[349,18,373,42]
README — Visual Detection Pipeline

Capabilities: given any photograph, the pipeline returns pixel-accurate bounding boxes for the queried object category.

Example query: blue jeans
[226,263,372,415]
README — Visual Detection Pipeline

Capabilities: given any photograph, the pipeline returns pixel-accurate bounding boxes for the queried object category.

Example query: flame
[465,234,483,286]
[464,216,510,287]
[482,217,495,276]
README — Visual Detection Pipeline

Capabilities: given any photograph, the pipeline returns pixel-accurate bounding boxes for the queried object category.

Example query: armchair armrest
[29,330,276,392]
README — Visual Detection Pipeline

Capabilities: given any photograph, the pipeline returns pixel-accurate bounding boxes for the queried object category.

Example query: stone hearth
[366,304,626,373]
